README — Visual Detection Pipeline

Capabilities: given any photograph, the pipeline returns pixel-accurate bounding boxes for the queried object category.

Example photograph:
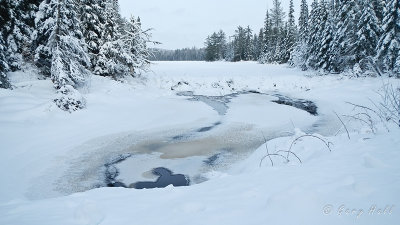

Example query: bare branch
[259,133,274,167]
[286,134,332,160]
[276,150,302,163]
[333,111,350,140]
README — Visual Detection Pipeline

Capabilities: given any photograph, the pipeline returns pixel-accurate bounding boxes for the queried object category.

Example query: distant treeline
[150,48,205,61]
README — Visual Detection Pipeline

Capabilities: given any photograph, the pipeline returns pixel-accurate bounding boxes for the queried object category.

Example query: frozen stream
[31,91,339,197]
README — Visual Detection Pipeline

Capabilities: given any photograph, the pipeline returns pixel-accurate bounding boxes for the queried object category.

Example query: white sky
[119,0,302,50]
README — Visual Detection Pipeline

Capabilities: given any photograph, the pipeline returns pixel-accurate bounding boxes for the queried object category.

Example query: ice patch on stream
[27,92,340,197]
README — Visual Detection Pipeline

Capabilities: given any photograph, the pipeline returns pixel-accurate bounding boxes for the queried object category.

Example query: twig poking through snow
[334,111,351,140]
[259,133,274,167]
[286,134,332,161]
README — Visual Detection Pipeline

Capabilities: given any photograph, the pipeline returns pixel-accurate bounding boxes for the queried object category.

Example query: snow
[0,61,399,224]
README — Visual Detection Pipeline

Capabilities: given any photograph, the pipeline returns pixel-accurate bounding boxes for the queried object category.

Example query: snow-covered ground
[0,61,399,224]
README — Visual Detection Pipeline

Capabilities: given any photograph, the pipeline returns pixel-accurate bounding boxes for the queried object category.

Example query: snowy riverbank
[0,62,399,225]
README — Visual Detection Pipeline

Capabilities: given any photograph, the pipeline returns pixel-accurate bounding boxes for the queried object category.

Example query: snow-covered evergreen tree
[232,26,248,61]
[34,0,90,111]
[35,0,90,87]
[261,11,273,62]
[256,28,264,60]
[0,0,9,88]
[94,0,151,78]
[317,0,334,70]
[355,0,381,67]
[289,0,309,68]
[94,0,125,77]
[282,0,297,63]
[123,16,151,74]
[332,0,360,70]
[244,26,253,60]
[375,0,400,77]
[298,0,309,42]
[307,0,322,69]
[80,0,106,68]
[0,35,10,89]
[2,0,40,70]
[260,0,286,63]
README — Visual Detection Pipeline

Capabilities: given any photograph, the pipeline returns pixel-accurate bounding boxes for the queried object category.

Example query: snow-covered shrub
[345,82,400,132]
[288,42,308,70]
[54,85,86,112]
[376,83,400,127]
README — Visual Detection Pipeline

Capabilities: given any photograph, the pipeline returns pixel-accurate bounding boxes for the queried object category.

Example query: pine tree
[317,0,334,70]
[95,0,144,78]
[34,0,91,111]
[298,0,309,42]
[290,0,309,68]
[2,0,40,70]
[270,0,286,63]
[123,16,151,74]
[216,30,227,60]
[35,0,90,86]
[270,0,286,29]
[307,0,322,69]
[94,0,124,77]
[261,0,286,63]
[80,0,106,68]
[256,28,264,60]
[205,31,226,61]
[233,26,247,61]
[355,0,381,65]
[282,0,297,63]
[375,0,400,77]
[205,35,216,61]
[333,0,360,70]
[244,26,253,60]
[0,0,10,88]
[261,11,273,63]
[0,35,10,89]
[326,0,343,72]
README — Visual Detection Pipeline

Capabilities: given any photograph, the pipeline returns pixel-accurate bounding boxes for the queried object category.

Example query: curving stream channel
[102,91,320,189]
[31,91,339,197]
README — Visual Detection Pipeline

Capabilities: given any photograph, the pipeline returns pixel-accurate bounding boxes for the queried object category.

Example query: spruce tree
[261,11,273,63]
[256,28,264,61]
[307,0,321,69]
[35,0,90,87]
[244,26,253,60]
[298,0,309,42]
[270,0,286,63]
[2,0,40,70]
[355,0,381,65]
[375,0,400,77]
[0,0,10,88]
[205,35,216,61]
[233,26,246,61]
[0,35,10,89]
[92,0,153,78]
[333,0,360,70]
[123,16,151,74]
[216,30,227,60]
[94,0,124,77]
[317,0,334,70]
[282,0,297,63]
[80,0,106,68]
[34,0,91,111]
[290,0,309,68]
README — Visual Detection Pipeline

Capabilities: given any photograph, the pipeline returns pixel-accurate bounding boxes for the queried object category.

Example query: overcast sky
[119,0,302,50]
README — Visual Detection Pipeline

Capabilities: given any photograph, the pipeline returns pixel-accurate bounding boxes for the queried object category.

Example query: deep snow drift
[0,61,399,225]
